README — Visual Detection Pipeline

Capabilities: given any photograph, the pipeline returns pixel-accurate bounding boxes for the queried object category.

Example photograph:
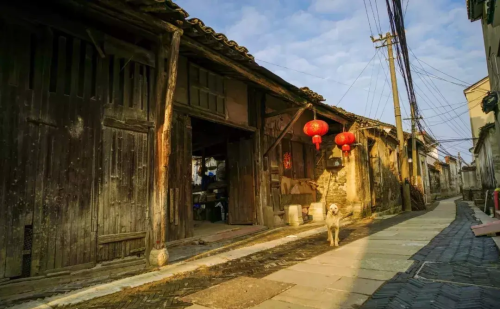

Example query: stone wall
[313,126,401,219]
[314,137,349,213]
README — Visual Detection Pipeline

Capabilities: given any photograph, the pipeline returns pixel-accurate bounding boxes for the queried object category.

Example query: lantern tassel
[312,135,322,150]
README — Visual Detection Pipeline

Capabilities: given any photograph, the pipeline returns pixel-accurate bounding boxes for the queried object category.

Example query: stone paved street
[12,198,500,309]
[361,200,500,309]
[43,203,431,309]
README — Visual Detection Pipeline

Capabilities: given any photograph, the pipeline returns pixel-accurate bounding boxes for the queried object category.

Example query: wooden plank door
[1,22,102,277]
[98,40,155,261]
[166,112,193,241]
[227,138,255,225]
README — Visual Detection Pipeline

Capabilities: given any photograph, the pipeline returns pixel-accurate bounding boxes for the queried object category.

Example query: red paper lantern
[335,132,356,146]
[342,144,351,156]
[336,132,356,156]
[303,120,329,150]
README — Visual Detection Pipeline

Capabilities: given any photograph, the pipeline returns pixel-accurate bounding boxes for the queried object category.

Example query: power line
[411,54,476,86]
[412,69,476,89]
[373,52,389,119]
[364,59,376,117]
[368,0,383,34]
[418,101,467,111]
[368,57,382,118]
[374,0,384,34]
[255,58,391,99]
[337,51,379,106]
[404,0,410,17]
[409,48,472,135]
[425,100,481,125]
[363,0,375,35]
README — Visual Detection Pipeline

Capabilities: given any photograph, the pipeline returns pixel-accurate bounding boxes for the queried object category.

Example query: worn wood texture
[0,17,155,278]
[156,30,182,247]
[227,138,256,225]
[263,104,311,158]
[189,63,225,115]
[291,141,305,179]
[166,112,192,241]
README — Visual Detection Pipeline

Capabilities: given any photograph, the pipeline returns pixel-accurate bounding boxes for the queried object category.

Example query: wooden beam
[173,103,257,132]
[90,0,182,34]
[181,37,309,106]
[158,30,182,247]
[263,104,312,158]
[265,106,304,118]
[314,105,349,125]
[98,232,147,245]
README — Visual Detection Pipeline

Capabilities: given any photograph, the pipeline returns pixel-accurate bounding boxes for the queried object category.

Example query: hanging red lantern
[303,118,329,150]
[342,144,351,156]
[344,132,356,145]
[335,132,356,146]
[335,132,356,156]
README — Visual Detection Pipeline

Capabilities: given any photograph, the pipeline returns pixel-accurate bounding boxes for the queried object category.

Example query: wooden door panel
[228,138,255,225]
[166,113,193,241]
[99,127,149,261]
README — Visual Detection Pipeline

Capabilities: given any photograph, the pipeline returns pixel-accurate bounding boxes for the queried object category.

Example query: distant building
[463,77,494,146]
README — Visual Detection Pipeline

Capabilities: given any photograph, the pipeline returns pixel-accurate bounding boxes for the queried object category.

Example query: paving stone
[272,285,368,309]
[264,269,341,289]
[327,277,384,295]
[250,299,315,309]
[181,277,294,309]
[306,255,414,272]
[361,202,500,309]
[290,263,398,281]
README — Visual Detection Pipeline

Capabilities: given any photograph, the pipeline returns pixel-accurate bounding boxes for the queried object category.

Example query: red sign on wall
[283,152,292,170]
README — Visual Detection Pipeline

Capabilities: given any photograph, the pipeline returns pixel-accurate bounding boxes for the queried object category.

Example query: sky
[176,0,487,163]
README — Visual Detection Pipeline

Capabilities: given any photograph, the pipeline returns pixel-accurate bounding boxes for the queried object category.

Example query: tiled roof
[130,0,326,104]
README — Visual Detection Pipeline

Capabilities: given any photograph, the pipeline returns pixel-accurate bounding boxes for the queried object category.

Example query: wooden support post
[150,29,182,267]
[263,103,312,158]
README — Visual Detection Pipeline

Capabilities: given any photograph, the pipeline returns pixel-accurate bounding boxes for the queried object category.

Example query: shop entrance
[191,117,256,237]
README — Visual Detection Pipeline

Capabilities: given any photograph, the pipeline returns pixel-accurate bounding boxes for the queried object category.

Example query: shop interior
[191,117,253,236]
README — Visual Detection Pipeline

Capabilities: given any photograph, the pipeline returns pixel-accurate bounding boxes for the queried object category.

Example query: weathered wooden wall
[0,15,156,278]
[166,112,193,241]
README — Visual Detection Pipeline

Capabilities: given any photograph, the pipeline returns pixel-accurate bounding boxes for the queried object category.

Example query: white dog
[325,204,341,247]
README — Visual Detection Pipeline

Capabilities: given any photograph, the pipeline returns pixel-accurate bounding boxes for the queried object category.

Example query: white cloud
[176,0,486,162]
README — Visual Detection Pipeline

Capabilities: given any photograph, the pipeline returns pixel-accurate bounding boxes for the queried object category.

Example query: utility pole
[372,32,412,212]
[458,152,463,193]
[410,104,418,185]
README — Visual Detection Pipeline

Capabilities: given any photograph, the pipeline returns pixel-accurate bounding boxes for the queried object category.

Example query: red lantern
[335,132,356,146]
[336,132,356,156]
[303,119,329,150]
[344,132,356,145]
[342,144,350,156]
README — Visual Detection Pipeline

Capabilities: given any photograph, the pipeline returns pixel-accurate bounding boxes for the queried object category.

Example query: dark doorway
[190,117,255,237]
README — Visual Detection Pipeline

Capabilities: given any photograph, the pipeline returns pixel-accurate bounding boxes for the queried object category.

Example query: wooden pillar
[150,29,182,267]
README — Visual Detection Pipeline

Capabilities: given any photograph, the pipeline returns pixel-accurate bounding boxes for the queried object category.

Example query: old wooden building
[0,0,354,280]
[0,0,449,285]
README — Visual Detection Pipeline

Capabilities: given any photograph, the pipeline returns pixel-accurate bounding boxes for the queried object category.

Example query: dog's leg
[334,226,339,247]
[327,228,332,243]
[329,228,335,247]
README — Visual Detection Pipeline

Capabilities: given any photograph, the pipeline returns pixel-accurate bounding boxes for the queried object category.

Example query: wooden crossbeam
[263,104,312,158]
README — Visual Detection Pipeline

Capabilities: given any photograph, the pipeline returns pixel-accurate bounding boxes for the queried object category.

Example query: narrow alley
[5,197,497,309]
[2,1,500,309]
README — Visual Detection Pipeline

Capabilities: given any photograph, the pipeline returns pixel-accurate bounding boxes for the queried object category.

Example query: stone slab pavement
[8,226,329,309]
[183,197,458,309]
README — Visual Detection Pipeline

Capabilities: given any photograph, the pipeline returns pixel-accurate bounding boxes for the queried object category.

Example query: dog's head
[328,204,339,215]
